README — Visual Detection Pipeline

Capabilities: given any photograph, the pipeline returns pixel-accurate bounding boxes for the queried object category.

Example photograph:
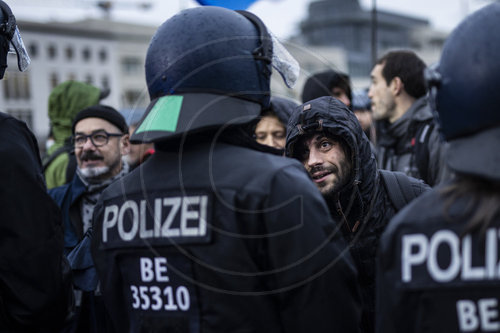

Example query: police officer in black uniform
[376,3,500,332]
[0,1,72,331]
[91,6,362,333]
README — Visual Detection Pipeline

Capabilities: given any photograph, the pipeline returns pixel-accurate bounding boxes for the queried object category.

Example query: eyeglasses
[72,130,123,148]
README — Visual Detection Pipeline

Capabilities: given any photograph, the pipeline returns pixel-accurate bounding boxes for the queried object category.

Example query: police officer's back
[0,1,72,331]
[376,4,500,332]
[91,7,362,333]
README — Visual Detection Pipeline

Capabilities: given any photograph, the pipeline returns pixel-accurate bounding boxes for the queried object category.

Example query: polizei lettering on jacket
[101,194,211,247]
[401,228,500,283]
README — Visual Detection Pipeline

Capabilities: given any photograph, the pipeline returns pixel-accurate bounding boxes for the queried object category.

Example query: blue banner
[194,0,259,10]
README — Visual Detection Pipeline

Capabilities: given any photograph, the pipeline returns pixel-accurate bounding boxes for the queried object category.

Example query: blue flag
[194,0,259,10]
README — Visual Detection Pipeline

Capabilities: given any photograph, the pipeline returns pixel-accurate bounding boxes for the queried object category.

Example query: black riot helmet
[426,3,500,181]
[131,6,298,143]
[0,1,30,79]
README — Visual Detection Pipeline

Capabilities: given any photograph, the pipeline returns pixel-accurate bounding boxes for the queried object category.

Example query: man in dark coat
[49,105,130,332]
[0,1,72,331]
[286,96,429,332]
[368,50,448,186]
[91,7,362,333]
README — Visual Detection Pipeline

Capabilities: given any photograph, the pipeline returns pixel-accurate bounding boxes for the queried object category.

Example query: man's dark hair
[376,50,427,99]
[301,70,352,103]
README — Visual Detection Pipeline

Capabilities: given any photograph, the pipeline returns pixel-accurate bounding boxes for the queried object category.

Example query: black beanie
[72,105,128,134]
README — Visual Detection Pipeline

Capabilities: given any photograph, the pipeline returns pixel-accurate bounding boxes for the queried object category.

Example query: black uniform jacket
[0,112,72,331]
[377,186,500,333]
[91,132,362,333]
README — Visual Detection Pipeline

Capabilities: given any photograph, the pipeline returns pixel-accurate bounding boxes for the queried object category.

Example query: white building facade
[0,19,155,143]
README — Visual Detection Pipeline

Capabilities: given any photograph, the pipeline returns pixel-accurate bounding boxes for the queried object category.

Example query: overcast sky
[11,0,493,39]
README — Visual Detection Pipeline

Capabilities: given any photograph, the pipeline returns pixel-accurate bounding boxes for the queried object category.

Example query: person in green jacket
[44,80,109,189]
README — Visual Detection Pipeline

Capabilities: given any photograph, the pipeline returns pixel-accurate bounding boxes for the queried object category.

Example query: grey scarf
[77,163,129,233]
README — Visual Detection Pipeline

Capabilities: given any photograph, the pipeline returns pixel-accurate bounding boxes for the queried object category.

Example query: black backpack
[379,170,427,211]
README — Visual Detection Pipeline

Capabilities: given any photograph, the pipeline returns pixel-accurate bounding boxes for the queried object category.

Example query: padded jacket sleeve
[0,114,72,331]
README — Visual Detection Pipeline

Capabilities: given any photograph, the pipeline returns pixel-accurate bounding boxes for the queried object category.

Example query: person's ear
[390,76,404,96]
[120,134,130,155]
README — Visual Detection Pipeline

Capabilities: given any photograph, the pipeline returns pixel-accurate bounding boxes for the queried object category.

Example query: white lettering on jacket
[102,195,208,243]
[401,228,500,282]
[457,298,500,332]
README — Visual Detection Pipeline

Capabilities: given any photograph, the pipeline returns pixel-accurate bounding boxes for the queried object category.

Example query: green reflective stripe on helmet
[135,96,183,134]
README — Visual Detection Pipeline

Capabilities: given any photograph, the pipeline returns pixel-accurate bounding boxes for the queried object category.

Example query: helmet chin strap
[236,10,272,65]
[424,64,445,141]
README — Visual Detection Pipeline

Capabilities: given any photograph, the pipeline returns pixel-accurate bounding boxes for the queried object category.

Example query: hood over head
[48,81,106,144]
[261,96,298,125]
[286,96,378,224]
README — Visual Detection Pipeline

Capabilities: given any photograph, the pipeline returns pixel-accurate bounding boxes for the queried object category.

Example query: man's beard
[78,150,120,181]
[310,160,351,197]
[79,166,110,179]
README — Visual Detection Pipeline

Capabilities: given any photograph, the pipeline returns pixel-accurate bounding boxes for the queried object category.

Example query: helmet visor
[9,26,30,72]
[270,31,299,89]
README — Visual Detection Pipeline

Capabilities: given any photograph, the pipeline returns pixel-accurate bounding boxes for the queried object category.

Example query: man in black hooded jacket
[286,96,429,332]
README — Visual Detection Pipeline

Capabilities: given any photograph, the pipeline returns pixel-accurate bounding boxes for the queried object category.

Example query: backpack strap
[413,122,434,185]
[42,144,72,172]
[379,170,418,211]
[65,153,77,184]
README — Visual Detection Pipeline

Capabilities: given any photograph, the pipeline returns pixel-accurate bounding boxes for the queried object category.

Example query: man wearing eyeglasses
[49,104,130,332]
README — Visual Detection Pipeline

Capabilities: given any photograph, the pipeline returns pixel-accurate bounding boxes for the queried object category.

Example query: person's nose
[263,135,274,148]
[368,85,374,99]
[307,148,323,168]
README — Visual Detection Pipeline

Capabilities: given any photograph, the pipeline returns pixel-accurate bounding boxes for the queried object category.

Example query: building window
[99,49,107,63]
[82,47,91,62]
[50,73,59,89]
[65,46,74,61]
[85,74,93,85]
[7,109,33,129]
[123,90,145,108]
[101,75,110,90]
[68,73,77,81]
[121,57,142,76]
[28,43,38,59]
[3,71,31,100]
[47,44,57,59]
